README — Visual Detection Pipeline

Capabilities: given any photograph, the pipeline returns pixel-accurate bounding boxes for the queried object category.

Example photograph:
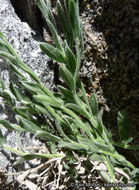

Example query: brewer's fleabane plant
[0,0,138,189]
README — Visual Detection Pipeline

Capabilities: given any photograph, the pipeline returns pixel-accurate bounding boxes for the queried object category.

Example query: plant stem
[4,145,25,156]
[73,37,81,93]
[111,141,139,150]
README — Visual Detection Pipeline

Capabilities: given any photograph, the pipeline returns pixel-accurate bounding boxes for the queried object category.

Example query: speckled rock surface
[0,0,53,175]
[80,0,139,166]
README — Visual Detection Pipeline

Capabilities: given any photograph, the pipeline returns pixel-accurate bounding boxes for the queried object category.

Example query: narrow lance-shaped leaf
[65,45,76,74]
[57,0,73,47]
[89,154,105,162]
[13,107,31,120]
[59,65,74,90]
[33,95,62,108]
[64,0,68,14]
[105,156,115,181]
[36,0,49,22]
[17,116,41,134]
[40,42,66,63]
[0,32,41,83]
[0,51,40,84]
[35,131,61,142]
[79,21,84,54]
[0,42,11,53]
[89,93,98,116]
[66,103,90,119]
[59,141,88,150]
[46,0,57,29]
[97,110,104,135]
[46,19,63,52]
[14,153,64,165]
[69,0,79,38]
[117,111,130,143]
[74,119,93,138]
[0,120,24,132]
[0,77,5,90]
[3,89,16,100]
[16,131,26,153]
[33,104,54,121]
[57,85,73,100]
[9,82,31,104]
[94,142,115,154]
[9,64,26,81]
[21,81,46,95]
[55,119,73,142]
[100,170,112,183]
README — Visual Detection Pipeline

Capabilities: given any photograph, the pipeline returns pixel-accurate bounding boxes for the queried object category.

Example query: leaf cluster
[0,0,138,187]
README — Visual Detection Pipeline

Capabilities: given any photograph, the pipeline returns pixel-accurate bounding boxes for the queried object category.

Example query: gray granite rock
[0,0,53,172]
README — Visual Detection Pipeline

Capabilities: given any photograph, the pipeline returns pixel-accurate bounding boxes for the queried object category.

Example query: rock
[0,0,53,175]
[81,0,139,166]
[0,0,54,103]
[10,0,43,33]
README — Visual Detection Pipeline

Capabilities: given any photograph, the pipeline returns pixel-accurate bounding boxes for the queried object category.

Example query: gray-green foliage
[0,0,138,187]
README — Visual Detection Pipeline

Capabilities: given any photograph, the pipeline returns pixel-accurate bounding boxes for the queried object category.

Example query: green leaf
[9,82,31,104]
[33,104,54,120]
[0,120,24,132]
[40,42,66,63]
[46,19,63,52]
[94,142,115,154]
[33,95,62,108]
[55,119,72,142]
[97,110,104,135]
[59,65,74,90]
[3,89,16,100]
[57,0,73,47]
[35,131,61,142]
[66,103,90,119]
[117,111,130,143]
[46,0,57,29]
[89,93,98,116]
[89,154,104,162]
[0,42,11,54]
[17,116,41,133]
[9,64,26,81]
[16,131,26,153]
[87,143,101,154]
[79,21,84,54]
[103,127,112,140]
[100,170,112,183]
[14,153,64,165]
[36,0,57,30]
[0,50,40,84]
[59,141,88,150]
[21,81,45,95]
[74,119,93,138]
[130,168,139,182]
[78,138,93,147]
[105,156,115,181]
[47,141,57,154]
[125,137,133,145]
[69,0,79,38]
[13,107,30,120]
[65,45,76,74]
[57,85,73,100]
[36,0,49,22]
